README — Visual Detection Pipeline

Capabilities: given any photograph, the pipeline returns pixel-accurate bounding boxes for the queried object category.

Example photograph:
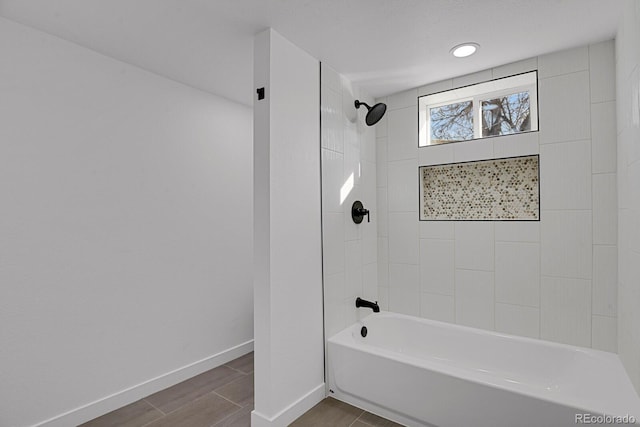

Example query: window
[430,100,473,144]
[419,71,538,147]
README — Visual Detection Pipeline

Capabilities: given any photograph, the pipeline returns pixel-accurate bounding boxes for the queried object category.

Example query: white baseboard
[251,383,325,427]
[33,340,254,427]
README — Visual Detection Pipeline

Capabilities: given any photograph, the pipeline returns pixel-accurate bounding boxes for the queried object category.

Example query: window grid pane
[481,91,531,137]
[429,100,473,144]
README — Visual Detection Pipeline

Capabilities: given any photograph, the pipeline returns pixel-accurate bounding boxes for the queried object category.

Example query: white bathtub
[328,312,640,427]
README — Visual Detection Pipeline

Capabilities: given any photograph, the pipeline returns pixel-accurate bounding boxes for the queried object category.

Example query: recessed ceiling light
[451,43,479,58]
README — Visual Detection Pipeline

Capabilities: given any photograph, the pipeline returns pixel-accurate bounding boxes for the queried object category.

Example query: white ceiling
[0,0,624,106]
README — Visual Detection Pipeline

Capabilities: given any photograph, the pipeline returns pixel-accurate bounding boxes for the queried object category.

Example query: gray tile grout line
[139,401,167,427]
[222,354,253,374]
[211,390,244,409]
[214,371,254,408]
[209,403,248,427]
[140,416,164,427]
[142,398,167,416]
[223,364,252,375]
[144,369,247,415]
[348,410,366,427]
[217,369,251,388]
[210,391,244,427]
[140,390,245,427]
[142,384,245,424]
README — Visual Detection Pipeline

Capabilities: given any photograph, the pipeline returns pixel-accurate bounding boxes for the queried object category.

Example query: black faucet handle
[360,208,370,222]
[357,208,370,223]
[351,201,370,224]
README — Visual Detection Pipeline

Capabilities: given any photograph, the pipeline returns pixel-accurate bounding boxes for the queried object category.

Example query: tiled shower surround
[420,155,539,221]
[374,41,618,351]
[321,63,378,339]
[616,0,640,393]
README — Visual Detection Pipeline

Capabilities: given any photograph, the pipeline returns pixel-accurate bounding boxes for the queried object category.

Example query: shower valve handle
[351,201,370,224]
[356,208,370,223]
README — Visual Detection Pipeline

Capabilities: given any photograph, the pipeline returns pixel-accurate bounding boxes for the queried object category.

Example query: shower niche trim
[419,155,540,221]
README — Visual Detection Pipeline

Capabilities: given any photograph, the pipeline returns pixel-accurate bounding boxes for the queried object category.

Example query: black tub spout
[355,297,380,313]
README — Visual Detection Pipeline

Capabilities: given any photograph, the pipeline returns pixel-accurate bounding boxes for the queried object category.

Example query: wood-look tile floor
[81,351,403,427]
[290,398,405,427]
[80,352,255,427]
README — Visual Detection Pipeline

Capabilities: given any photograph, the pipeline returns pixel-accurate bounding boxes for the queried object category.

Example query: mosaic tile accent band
[420,155,539,221]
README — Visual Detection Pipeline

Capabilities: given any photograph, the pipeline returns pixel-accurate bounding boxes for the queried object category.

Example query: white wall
[0,17,253,427]
[321,63,378,339]
[252,29,325,426]
[376,41,618,350]
[616,0,640,394]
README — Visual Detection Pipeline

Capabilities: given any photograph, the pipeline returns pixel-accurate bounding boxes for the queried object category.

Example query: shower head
[355,100,387,126]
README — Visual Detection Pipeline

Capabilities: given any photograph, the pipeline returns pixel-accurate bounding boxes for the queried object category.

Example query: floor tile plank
[224,352,253,374]
[215,374,254,408]
[78,399,163,427]
[143,392,240,427]
[213,404,252,427]
[290,397,363,427]
[144,366,243,414]
[357,411,406,427]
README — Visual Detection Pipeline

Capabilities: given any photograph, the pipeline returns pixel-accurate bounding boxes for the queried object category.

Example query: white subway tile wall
[420,238,455,296]
[592,314,618,353]
[374,41,618,350]
[539,140,592,210]
[592,244,618,317]
[591,101,617,173]
[540,276,592,347]
[495,241,540,307]
[492,57,538,80]
[592,173,618,245]
[453,138,494,163]
[540,210,592,279]
[387,107,418,161]
[455,269,495,330]
[454,222,495,272]
[388,212,419,264]
[537,45,588,79]
[452,69,493,88]
[320,63,378,336]
[420,292,455,323]
[417,78,453,97]
[616,0,640,392]
[589,40,616,104]
[419,141,454,166]
[494,221,540,242]
[538,71,591,144]
[389,264,420,316]
[493,131,539,158]
[388,159,418,212]
[495,303,540,339]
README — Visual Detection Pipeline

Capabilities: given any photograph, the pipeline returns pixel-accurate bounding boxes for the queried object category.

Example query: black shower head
[355,100,387,126]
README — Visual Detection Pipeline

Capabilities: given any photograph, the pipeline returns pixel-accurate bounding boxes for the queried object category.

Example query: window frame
[419,71,538,147]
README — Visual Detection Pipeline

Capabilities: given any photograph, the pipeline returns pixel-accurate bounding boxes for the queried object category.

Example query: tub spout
[356,297,380,313]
